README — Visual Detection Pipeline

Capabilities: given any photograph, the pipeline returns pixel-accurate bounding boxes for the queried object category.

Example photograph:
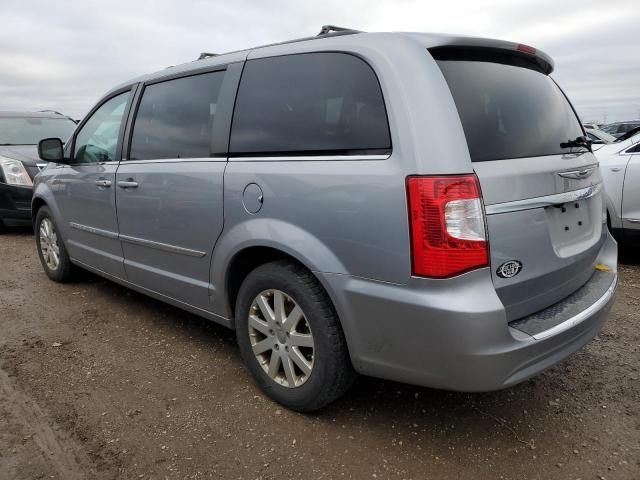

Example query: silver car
[33,27,618,411]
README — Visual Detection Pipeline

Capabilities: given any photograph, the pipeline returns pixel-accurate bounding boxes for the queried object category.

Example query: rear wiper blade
[560,136,592,152]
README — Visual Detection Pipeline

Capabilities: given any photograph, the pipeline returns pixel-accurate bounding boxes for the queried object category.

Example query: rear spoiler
[429,41,554,75]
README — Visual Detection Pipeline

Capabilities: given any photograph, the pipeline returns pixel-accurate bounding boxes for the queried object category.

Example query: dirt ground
[0,229,638,480]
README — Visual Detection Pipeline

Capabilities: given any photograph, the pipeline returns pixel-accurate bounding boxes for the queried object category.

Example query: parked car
[587,128,617,148]
[0,111,76,231]
[593,133,640,241]
[33,27,618,411]
[601,121,640,139]
[613,126,640,143]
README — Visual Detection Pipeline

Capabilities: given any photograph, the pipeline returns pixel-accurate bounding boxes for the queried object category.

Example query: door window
[73,92,130,164]
[230,53,391,155]
[129,71,225,160]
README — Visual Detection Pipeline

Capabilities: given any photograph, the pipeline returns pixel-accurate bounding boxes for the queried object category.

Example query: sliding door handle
[117,180,139,189]
[95,179,112,188]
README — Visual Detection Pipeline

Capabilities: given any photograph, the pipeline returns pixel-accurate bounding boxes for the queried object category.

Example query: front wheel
[35,206,74,282]
[236,260,355,412]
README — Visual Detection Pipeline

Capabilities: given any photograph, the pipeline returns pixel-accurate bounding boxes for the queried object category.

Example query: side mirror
[38,138,65,163]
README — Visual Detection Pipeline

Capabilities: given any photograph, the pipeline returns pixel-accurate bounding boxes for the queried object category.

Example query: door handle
[117,180,139,189]
[95,179,112,188]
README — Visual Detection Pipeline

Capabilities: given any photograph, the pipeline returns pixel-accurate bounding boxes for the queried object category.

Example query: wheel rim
[39,218,60,271]
[248,289,315,388]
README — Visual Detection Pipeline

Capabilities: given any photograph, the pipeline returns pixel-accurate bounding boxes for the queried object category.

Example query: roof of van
[109,30,554,94]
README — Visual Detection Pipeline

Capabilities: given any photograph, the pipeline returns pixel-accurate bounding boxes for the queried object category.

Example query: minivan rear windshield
[434,59,584,162]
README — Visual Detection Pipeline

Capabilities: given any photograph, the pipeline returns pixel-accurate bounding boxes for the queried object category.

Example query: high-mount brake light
[517,44,537,55]
[407,175,489,278]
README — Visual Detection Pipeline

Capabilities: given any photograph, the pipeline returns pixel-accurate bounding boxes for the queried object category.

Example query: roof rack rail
[194,26,363,64]
[198,52,218,60]
[37,109,64,116]
[317,25,362,36]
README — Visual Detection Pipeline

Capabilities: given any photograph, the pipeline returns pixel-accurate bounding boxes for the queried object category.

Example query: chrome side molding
[485,183,602,215]
[228,154,390,162]
[69,222,119,240]
[69,222,206,257]
[119,234,206,258]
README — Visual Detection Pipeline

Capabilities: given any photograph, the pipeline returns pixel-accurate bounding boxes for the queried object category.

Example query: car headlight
[0,156,33,187]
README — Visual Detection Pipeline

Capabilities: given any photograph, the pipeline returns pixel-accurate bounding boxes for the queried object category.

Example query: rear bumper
[0,182,33,227]
[318,231,617,391]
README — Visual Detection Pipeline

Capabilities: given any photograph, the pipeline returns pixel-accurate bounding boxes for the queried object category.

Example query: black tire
[236,260,355,412]
[35,206,74,282]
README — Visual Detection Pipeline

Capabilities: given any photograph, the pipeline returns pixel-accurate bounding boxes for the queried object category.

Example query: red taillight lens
[407,175,488,278]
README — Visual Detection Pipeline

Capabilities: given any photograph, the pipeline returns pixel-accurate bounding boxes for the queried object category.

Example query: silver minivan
[34,27,618,411]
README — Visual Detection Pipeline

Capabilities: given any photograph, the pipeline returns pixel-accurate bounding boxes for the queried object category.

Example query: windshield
[0,116,76,145]
[591,130,616,143]
[435,60,584,162]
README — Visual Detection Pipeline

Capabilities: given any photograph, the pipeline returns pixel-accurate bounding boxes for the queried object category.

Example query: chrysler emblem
[497,260,522,279]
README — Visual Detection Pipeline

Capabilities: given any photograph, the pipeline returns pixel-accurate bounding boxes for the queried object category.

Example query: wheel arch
[221,242,357,371]
[31,196,48,227]
[211,217,349,325]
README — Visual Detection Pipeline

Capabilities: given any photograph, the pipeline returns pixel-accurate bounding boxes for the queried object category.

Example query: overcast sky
[1,0,638,123]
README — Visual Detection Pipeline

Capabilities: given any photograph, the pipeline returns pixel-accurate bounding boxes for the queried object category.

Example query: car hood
[0,145,41,166]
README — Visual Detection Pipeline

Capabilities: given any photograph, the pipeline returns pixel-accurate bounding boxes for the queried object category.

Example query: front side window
[230,52,391,155]
[74,92,130,164]
[129,71,225,160]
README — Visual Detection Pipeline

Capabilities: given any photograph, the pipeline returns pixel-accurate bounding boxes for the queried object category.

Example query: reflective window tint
[74,92,130,164]
[230,53,391,155]
[130,71,224,160]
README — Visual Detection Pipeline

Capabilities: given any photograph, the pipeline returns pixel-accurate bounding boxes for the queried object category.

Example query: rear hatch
[431,45,606,321]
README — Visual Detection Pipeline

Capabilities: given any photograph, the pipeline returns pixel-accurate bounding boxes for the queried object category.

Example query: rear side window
[628,143,640,154]
[230,53,391,155]
[435,59,584,162]
[129,71,224,160]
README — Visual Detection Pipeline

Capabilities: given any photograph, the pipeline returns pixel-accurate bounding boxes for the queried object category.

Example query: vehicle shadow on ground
[618,242,640,266]
[1,226,33,236]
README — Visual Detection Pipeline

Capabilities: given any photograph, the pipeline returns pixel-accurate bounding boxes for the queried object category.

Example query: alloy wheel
[248,289,315,388]
[39,218,60,271]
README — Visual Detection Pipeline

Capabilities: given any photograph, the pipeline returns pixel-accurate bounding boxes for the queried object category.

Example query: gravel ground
[0,229,638,480]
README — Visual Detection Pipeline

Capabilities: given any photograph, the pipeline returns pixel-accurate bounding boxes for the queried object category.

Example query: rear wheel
[35,206,74,282]
[236,260,355,411]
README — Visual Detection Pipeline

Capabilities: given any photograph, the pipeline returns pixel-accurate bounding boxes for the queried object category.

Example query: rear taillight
[407,175,488,278]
